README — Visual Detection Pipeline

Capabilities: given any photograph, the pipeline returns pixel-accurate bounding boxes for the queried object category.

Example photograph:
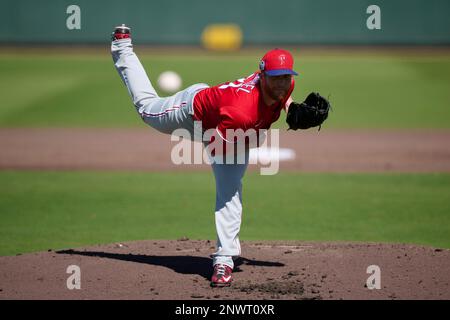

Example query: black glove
[286,92,331,130]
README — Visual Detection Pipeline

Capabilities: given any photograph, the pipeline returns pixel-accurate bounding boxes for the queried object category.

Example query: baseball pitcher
[111,25,330,287]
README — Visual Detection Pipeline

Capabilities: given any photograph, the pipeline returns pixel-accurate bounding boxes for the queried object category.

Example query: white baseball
[157,71,182,93]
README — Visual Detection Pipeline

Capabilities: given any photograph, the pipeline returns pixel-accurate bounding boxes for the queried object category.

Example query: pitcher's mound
[0,240,449,300]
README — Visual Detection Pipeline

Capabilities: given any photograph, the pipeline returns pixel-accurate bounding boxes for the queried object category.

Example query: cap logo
[279,55,286,66]
[259,60,265,71]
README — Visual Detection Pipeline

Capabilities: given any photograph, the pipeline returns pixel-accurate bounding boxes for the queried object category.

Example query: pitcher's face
[261,73,292,101]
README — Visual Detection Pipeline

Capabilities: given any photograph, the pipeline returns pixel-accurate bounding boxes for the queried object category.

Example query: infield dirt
[1,128,450,172]
[0,240,449,300]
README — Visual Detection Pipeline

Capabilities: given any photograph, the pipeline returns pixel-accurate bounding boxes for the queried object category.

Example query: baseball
[157,71,182,93]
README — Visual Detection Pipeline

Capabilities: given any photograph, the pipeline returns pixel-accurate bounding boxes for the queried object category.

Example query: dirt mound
[0,240,449,300]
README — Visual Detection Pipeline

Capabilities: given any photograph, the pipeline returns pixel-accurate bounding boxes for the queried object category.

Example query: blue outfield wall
[0,0,449,45]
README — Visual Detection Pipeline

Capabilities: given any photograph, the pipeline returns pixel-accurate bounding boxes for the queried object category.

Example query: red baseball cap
[259,48,298,76]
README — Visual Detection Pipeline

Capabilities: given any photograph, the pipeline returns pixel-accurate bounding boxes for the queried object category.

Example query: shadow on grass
[56,249,284,281]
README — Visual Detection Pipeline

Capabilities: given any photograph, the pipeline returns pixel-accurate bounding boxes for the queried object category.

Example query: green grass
[0,51,450,128]
[1,171,449,256]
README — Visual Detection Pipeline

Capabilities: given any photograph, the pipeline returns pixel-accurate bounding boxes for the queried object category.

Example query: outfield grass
[0,171,449,256]
[0,51,449,128]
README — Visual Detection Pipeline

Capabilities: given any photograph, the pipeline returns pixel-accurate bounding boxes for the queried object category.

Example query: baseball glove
[286,92,331,130]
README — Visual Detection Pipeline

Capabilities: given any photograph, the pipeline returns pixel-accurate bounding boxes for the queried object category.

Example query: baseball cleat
[210,264,233,287]
[111,24,131,41]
